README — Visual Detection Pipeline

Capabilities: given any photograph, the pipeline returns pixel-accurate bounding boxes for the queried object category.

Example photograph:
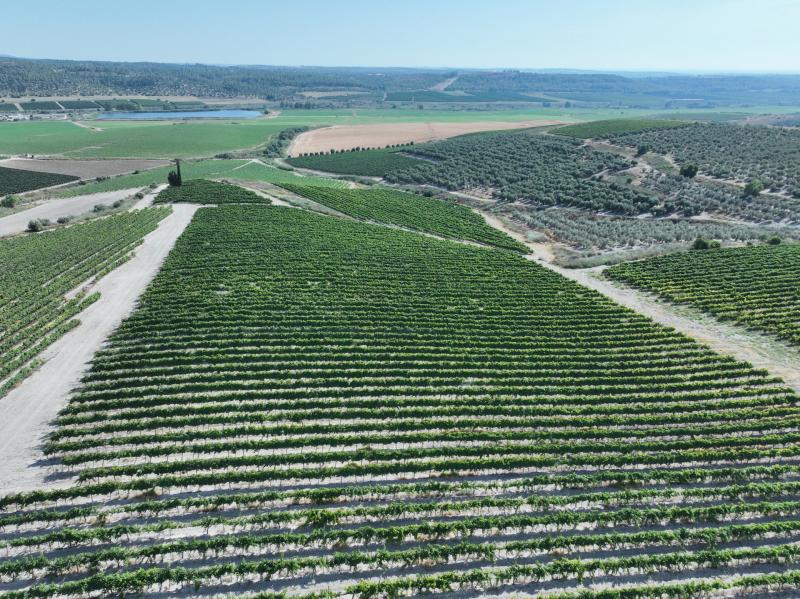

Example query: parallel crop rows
[0,208,169,397]
[2,204,800,597]
[280,183,526,250]
[0,165,78,196]
[607,243,800,346]
[155,179,268,204]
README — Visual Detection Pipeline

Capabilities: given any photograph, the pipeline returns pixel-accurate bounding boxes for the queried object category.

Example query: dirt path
[477,210,800,393]
[0,204,199,493]
[131,184,168,210]
[0,189,141,237]
[430,75,459,92]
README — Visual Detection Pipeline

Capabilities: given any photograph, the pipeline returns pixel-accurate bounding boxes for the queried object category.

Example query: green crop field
[0,165,78,195]
[0,207,169,397]
[2,203,800,597]
[281,183,527,250]
[607,243,800,346]
[155,179,268,204]
[288,147,422,176]
[552,118,689,138]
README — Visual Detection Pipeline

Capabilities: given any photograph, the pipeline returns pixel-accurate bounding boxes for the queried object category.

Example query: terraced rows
[2,205,800,598]
[607,244,800,347]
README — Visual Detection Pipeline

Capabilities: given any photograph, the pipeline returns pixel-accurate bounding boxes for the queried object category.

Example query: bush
[56,216,72,225]
[767,235,782,245]
[134,192,145,199]
[680,164,699,178]
[27,218,50,232]
[1,195,19,208]
[744,179,765,197]
[93,204,106,213]
[692,237,711,250]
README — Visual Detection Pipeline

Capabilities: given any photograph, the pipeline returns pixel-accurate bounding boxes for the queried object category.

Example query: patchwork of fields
[2,203,800,597]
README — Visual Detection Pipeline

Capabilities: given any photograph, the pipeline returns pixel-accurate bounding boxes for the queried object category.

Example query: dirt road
[0,204,199,493]
[478,210,800,392]
[0,189,140,237]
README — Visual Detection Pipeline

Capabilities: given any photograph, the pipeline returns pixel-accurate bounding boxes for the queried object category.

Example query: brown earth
[0,157,169,179]
[288,120,566,156]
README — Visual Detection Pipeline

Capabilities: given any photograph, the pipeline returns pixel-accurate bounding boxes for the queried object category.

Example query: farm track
[0,204,199,493]
[0,188,141,237]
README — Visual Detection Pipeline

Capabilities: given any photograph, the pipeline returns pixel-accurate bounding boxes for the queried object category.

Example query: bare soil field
[288,120,566,156]
[0,157,168,179]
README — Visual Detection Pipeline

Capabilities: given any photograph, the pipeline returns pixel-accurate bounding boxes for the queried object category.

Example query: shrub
[680,164,699,178]
[692,237,711,250]
[767,235,782,245]
[1,195,19,208]
[744,179,764,197]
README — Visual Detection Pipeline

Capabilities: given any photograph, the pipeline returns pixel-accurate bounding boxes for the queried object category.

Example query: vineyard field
[155,179,268,204]
[0,165,78,195]
[288,148,422,176]
[0,208,169,398]
[607,243,800,346]
[2,205,800,597]
[280,183,527,250]
[553,118,689,138]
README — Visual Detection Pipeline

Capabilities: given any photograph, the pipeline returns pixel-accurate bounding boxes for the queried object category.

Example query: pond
[96,110,263,120]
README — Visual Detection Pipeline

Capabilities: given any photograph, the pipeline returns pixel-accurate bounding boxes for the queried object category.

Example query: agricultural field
[607,243,800,346]
[0,157,169,179]
[18,101,62,111]
[503,204,795,251]
[3,204,800,597]
[601,122,800,194]
[0,207,168,397]
[0,165,78,195]
[386,90,552,102]
[386,130,657,214]
[286,120,565,156]
[280,183,527,250]
[155,179,268,204]
[288,147,422,176]
[57,100,101,110]
[553,118,689,138]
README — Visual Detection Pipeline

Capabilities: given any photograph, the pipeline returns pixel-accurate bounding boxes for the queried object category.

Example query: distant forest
[2,57,800,107]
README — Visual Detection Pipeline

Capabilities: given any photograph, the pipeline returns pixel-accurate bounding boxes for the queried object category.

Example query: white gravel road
[0,204,199,493]
[0,189,141,237]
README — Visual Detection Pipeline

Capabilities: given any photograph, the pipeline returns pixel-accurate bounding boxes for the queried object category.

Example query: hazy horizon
[1,0,798,73]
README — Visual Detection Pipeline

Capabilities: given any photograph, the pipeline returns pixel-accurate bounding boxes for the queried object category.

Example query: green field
[607,243,800,346]
[0,165,78,195]
[288,148,421,176]
[552,118,689,138]
[155,179,268,205]
[54,159,342,198]
[0,106,795,159]
[281,183,527,251]
[3,203,800,597]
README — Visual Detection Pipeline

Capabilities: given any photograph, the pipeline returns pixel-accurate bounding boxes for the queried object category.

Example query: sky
[1,0,798,73]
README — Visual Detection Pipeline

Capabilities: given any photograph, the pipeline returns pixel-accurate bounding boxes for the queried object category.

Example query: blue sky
[1,0,798,72]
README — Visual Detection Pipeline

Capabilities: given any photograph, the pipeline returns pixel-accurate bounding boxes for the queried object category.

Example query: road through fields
[0,204,198,493]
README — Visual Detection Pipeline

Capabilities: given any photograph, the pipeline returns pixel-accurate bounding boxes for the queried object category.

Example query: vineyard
[280,183,527,250]
[607,243,800,346]
[0,208,169,398]
[553,119,688,138]
[0,165,78,196]
[1,203,800,597]
[288,148,421,176]
[155,179,268,204]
